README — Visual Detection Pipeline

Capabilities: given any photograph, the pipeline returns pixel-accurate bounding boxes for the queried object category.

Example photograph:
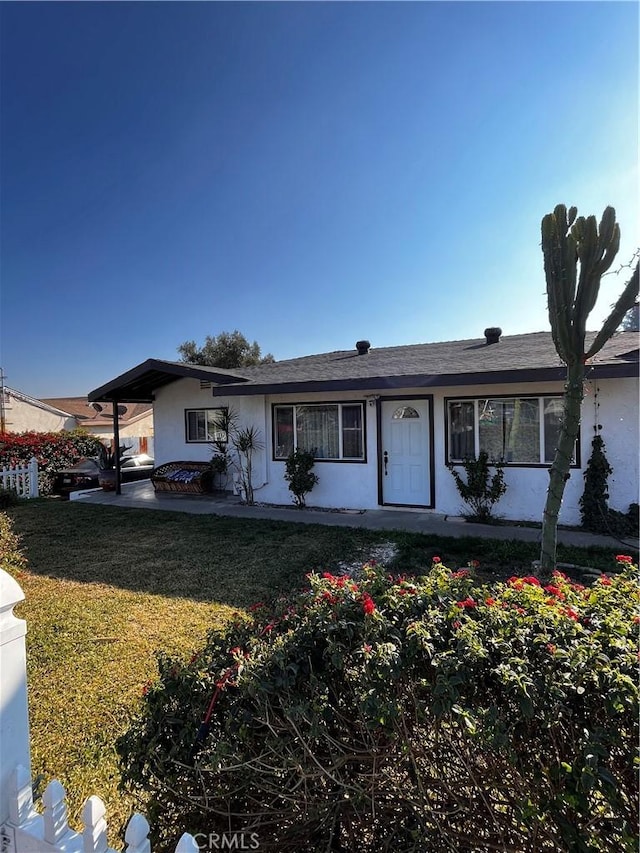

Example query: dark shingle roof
[214,331,638,395]
[88,331,638,402]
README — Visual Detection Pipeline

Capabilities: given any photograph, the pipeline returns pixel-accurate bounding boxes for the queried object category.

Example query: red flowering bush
[0,430,103,495]
[119,559,639,852]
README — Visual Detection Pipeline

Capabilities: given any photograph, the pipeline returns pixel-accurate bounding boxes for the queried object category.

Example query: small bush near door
[284,448,319,507]
[448,451,507,522]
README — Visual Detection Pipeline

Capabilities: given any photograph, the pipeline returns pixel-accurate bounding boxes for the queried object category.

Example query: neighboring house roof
[88,331,639,403]
[41,397,152,427]
[3,387,75,418]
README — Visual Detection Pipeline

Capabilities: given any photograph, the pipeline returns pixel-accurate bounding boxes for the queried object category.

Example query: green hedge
[119,558,638,852]
[0,431,104,495]
[0,511,27,575]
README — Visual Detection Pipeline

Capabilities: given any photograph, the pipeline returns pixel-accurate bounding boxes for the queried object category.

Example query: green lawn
[4,500,621,847]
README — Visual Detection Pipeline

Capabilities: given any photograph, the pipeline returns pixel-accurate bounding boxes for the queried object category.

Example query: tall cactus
[540,205,639,574]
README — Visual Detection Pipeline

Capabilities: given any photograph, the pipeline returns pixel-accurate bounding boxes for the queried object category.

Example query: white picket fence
[0,569,198,853]
[0,458,39,499]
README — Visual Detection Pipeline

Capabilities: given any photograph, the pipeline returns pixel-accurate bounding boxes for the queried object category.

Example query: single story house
[1,387,78,433]
[88,329,639,525]
[41,397,154,448]
[1,388,153,452]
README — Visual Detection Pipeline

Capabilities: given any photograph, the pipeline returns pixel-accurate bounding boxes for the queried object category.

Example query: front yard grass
[4,500,623,847]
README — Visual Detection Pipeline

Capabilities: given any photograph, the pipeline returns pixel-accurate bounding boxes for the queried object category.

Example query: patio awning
[88,359,249,403]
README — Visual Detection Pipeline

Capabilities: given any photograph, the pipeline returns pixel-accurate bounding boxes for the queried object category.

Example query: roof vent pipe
[355,340,371,355]
[484,327,502,345]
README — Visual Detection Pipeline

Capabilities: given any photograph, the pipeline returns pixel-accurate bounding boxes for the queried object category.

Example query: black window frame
[184,407,229,444]
[272,401,367,463]
[444,394,581,468]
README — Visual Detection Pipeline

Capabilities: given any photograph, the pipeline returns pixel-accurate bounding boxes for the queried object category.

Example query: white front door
[381,398,432,507]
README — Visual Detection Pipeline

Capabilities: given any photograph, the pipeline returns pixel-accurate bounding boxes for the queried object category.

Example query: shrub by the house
[448,450,507,522]
[0,430,103,495]
[580,434,639,538]
[118,559,638,853]
[284,448,319,507]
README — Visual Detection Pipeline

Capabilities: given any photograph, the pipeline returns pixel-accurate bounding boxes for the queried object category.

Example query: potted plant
[97,443,130,491]
[207,453,229,492]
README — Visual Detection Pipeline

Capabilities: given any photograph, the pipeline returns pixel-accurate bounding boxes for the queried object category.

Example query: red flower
[546,643,557,654]
[362,643,372,655]
[564,607,579,621]
[361,594,376,615]
[432,556,441,563]
[456,597,477,609]
[468,559,480,568]
[509,575,541,590]
[598,575,612,586]
[616,555,633,563]
[260,623,275,635]
[485,597,496,606]
[632,616,640,625]
[248,602,264,612]
[451,569,469,579]
[544,584,562,596]
[452,620,462,629]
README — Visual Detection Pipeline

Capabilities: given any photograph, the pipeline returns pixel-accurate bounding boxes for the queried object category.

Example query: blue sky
[1,1,637,398]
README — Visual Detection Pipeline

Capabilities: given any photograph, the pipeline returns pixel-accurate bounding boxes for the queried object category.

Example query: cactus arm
[596,207,620,274]
[556,205,578,321]
[585,262,639,359]
[542,208,575,363]
[573,210,620,347]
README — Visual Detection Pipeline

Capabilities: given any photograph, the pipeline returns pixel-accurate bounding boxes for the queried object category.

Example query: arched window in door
[392,406,420,419]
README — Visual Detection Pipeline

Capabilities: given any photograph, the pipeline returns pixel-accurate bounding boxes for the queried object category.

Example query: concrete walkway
[71,481,638,551]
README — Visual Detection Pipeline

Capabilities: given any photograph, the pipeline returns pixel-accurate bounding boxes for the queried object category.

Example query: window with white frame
[273,403,364,461]
[185,408,228,443]
[447,396,574,465]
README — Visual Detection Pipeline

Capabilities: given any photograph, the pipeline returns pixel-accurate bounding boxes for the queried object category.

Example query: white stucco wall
[430,376,639,525]
[153,381,268,487]
[3,395,76,433]
[264,390,380,510]
[593,377,638,515]
[153,375,638,524]
[120,410,155,438]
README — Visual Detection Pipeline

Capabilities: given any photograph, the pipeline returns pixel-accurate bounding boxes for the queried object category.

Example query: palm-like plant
[96,443,131,471]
